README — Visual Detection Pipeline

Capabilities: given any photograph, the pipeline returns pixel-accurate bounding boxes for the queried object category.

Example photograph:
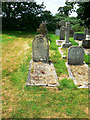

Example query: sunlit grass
[2,31,88,118]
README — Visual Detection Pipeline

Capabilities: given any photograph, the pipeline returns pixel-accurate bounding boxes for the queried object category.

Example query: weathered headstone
[68,46,84,65]
[26,22,59,86]
[59,20,65,40]
[33,35,49,62]
[55,29,60,36]
[74,33,86,41]
[61,22,72,48]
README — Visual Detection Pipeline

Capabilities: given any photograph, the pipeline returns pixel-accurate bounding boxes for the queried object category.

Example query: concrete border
[65,62,89,88]
[26,60,60,87]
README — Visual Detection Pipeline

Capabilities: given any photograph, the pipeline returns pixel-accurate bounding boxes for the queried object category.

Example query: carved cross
[65,22,72,43]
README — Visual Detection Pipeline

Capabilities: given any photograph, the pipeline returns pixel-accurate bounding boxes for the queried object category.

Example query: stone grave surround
[59,20,65,40]
[61,22,72,48]
[74,33,86,41]
[68,46,84,65]
[32,35,49,62]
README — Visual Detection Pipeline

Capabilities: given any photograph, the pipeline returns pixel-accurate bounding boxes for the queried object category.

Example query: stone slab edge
[56,40,64,46]
[58,47,67,58]
[26,60,60,87]
[65,62,89,88]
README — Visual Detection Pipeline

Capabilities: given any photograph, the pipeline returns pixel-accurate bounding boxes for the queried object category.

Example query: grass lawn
[1,31,89,118]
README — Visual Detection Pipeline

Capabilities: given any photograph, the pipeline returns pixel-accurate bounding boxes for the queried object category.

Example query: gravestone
[59,20,65,40]
[61,22,72,48]
[33,22,49,62]
[55,29,60,36]
[68,46,84,65]
[74,33,86,41]
[26,22,59,86]
[33,35,49,62]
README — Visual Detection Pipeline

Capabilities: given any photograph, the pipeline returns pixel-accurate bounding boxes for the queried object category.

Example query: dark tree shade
[77,2,90,27]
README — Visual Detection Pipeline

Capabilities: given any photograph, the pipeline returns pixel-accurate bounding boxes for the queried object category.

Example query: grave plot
[27,22,59,87]
[66,46,89,88]
[66,62,89,88]
[58,42,89,88]
[27,60,59,86]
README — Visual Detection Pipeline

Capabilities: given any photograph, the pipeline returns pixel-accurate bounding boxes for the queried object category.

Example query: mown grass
[84,53,90,67]
[69,37,79,46]
[2,31,89,119]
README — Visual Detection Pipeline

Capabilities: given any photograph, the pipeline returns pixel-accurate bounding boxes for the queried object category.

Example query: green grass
[69,37,79,46]
[84,53,90,67]
[75,32,85,34]
[58,79,77,90]
[2,31,89,118]
[49,34,68,76]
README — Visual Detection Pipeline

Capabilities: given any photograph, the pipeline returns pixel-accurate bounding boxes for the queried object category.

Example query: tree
[76,2,90,27]
[58,2,75,16]
[2,2,46,31]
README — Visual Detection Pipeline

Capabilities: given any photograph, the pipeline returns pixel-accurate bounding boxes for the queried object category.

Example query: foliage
[76,2,90,27]
[2,2,55,31]
[58,2,74,16]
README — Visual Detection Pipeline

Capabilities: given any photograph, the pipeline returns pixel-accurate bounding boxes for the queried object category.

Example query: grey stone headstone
[55,29,60,36]
[61,22,72,48]
[68,46,84,65]
[33,35,49,62]
[59,20,65,40]
[74,33,86,41]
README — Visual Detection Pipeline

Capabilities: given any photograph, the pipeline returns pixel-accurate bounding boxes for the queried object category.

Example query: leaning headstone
[61,22,72,48]
[74,33,86,41]
[26,22,59,86]
[59,20,65,40]
[68,46,84,65]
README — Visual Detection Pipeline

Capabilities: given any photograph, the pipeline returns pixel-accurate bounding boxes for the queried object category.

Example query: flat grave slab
[26,60,59,87]
[66,62,89,88]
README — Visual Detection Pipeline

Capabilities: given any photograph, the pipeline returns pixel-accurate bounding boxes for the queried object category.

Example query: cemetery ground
[2,31,89,118]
